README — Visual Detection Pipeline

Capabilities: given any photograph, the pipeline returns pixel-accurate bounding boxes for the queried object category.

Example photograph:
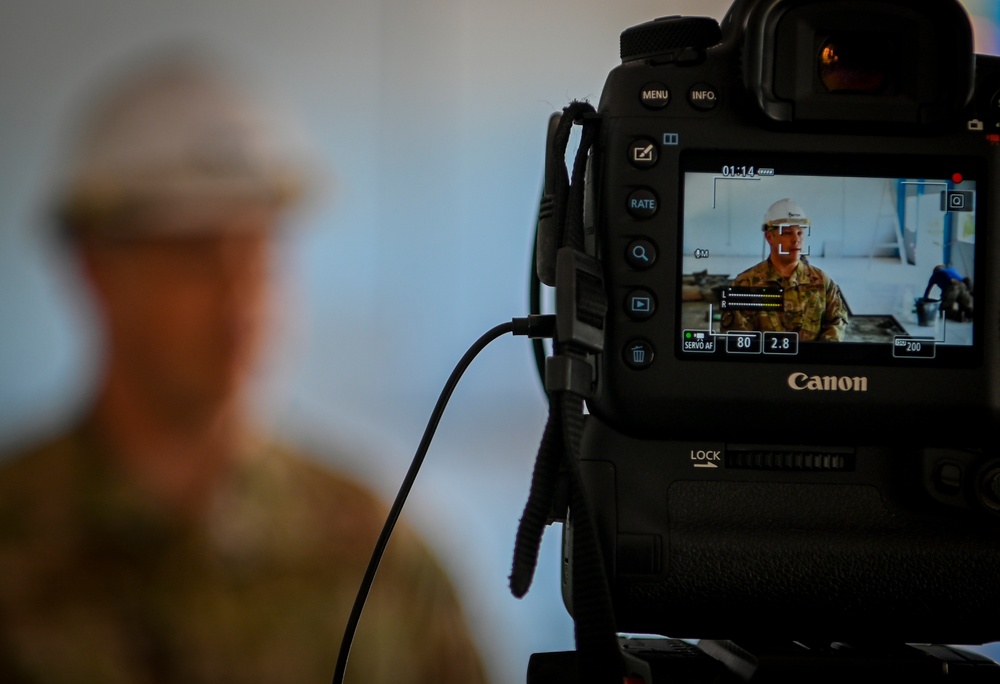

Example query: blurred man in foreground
[0,55,487,684]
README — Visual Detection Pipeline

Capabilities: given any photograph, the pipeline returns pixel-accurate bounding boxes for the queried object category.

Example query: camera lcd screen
[678,152,981,366]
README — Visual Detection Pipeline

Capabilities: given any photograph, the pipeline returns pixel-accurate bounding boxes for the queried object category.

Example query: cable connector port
[544,355,595,397]
[511,314,557,339]
[555,246,606,353]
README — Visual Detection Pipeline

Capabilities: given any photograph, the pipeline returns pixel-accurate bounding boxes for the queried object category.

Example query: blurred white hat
[762,198,810,230]
[58,51,311,235]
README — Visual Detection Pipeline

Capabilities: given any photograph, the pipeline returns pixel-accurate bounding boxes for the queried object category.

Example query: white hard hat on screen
[58,52,311,236]
[762,198,810,231]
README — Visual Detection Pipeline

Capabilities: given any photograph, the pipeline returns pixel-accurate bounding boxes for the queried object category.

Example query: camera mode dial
[620,16,722,64]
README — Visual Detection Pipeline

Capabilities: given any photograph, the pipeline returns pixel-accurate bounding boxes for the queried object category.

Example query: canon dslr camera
[537,0,1000,662]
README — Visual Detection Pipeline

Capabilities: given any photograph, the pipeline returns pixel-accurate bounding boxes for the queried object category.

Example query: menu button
[640,82,671,109]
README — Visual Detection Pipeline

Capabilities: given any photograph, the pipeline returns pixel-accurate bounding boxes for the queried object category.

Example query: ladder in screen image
[870,179,906,265]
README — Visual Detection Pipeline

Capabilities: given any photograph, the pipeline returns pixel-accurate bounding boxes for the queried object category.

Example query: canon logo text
[787,372,868,392]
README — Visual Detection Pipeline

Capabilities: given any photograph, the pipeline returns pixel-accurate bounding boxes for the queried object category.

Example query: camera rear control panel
[639,82,721,112]
[621,135,668,369]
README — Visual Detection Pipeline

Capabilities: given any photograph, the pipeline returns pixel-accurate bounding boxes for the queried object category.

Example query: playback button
[625,289,656,320]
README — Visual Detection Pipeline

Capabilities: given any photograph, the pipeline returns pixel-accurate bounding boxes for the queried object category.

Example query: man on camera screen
[721,198,849,342]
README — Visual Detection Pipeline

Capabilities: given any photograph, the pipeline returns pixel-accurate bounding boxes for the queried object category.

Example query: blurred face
[78,203,280,421]
[765,223,808,268]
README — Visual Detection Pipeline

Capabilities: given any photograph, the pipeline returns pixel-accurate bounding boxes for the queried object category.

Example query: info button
[688,82,720,111]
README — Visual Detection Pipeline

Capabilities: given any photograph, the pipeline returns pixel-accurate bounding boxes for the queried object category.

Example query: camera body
[563,0,1000,645]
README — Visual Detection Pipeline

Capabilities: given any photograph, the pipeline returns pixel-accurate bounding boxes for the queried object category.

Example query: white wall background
[1,1,997,682]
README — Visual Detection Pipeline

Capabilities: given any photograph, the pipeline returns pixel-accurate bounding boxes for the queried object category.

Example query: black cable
[529,237,549,389]
[332,316,553,684]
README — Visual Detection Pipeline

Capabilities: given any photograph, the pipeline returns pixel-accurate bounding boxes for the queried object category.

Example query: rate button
[626,188,658,219]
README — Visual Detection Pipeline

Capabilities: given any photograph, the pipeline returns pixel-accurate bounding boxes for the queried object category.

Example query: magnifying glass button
[626,239,657,269]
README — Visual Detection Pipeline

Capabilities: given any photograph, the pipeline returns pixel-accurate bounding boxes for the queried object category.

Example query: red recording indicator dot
[952,172,964,184]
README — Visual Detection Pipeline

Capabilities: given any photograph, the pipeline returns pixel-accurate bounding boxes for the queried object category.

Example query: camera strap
[511,101,627,684]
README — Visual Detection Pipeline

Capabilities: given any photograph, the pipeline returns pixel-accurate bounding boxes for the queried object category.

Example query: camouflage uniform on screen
[0,423,488,684]
[721,257,848,341]
[721,197,848,342]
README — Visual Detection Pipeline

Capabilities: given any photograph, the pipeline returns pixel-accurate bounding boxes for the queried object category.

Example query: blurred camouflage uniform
[0,54,488,684]
[721,258,848,342]
[0,423,488,684]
